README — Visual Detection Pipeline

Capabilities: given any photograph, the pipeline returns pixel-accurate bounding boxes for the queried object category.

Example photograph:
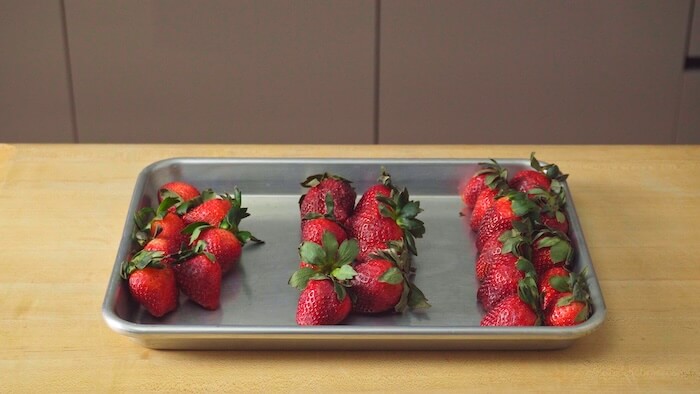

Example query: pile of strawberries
[289,170,430,325]
[461,153,592,327]
[121,181,262,317]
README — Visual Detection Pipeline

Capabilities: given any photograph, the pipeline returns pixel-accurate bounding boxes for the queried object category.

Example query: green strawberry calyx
[289,231,358,301]
[517,273,543,326]
[131,196,181,245]
[498,221,533,259]
[120,250,168,279]
[514,256,542,324]
[476,159,509,191]
[300,172,353,188]
[376,187,426,256]
[534,229,573,265]
[529,152,569,186]
[528,186,568,226]
[219,188,264,245]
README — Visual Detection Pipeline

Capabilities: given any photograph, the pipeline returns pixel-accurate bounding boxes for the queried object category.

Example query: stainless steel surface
[102,158,606,350]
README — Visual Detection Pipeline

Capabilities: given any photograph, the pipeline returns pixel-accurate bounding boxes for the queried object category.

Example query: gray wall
[1,0,698,144]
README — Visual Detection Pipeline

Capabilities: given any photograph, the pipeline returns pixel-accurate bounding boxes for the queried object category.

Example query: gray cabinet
[378,0,692,144]
[0,1,697,144]
[0,1,74,142]
[64,0,376,143]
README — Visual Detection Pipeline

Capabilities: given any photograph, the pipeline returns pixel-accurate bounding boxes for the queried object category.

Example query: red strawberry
[349,244,429,314]
[528,185,570,234]
[300,173,356,226]
[353,170,393,217]
[132,197,187,246]
[510,170,551,194]
[477,258,526,312]
[480,274,541,326]
[538,266,571,311]
[350,182,425,262]
[300,192,348,245]
[174,254,222,310]
[142,237,181,266]
[350,258,404,314]
[460,160,508,209]
[302,218,347,246]
[182,188,263,273]
[296,279,352,325]
[510,153,568,195]
[475,224,530,282]
[539,211,569,234]
[350,212,404,263]
[289,231,359,325]
[480,294,538,327]
[540,267,591,326]
[545,293,590,326]
[121,250,178,318]
[181,189,233,226]
[476,191,538,251]
[150,212,186,242]
[531,229,573,276]
[469,187,499,232]
[191,227,241,274]
[158,181,200,204]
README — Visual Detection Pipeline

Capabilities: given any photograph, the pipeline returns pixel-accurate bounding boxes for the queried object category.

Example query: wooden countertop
[1,144,699,391]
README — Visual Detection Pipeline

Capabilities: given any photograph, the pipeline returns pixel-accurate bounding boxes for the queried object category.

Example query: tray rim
[102,157,606,349]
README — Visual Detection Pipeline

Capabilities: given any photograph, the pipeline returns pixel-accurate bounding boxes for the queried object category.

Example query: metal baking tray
[102,158,606,350]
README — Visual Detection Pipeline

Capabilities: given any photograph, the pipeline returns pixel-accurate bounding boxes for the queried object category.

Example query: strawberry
[295,279,353,326]
[121,250,178,317]
[476,191,538,251]
[460,160,508,209]
[350,244,430,314]
[528,185,569,234]
[350,183,425,262]
[540,267,591,326]
[132,196,187,246]
[480,274,541,326]
[477,256,531,312]
[469,187,500,232]
[301,192,348,245]
[173,253,221,310]
[289,231,358,325]
[182,188,263,274]
[350,258,403,313]
[158,181,200,204]
[353,170,393,217]
[189,227,241,274]
[142,237,181,266]
[300,172,356,226]
[538,266,571,311]
[302,218,347,246]
[150,212,186,242]
[531,228,573,276]
[510,153,568,195]
[475,224,530,282]
[181,189,233,226]
[545,293,590,326]
[480,294,538,327]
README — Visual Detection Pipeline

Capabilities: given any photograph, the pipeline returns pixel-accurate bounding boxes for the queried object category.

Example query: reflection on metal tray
[102,158,606,350]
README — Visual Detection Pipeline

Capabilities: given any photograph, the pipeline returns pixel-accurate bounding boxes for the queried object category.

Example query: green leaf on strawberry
[331,264,358,281]
[289,267,317,290]
[378,267,403,285]
[299,242,326,266]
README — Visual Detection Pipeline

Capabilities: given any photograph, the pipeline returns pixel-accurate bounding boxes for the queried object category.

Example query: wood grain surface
[1,144,699,392]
